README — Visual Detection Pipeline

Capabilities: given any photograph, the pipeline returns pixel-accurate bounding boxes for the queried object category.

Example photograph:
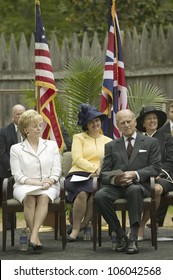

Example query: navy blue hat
[136,106,167,132]
[77,103,105,131]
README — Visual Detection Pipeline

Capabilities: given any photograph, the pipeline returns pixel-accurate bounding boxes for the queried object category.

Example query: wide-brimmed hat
[136,106,167,132]
[77,103,106,131]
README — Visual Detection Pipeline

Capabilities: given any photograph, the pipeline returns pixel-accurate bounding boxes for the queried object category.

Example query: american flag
[100,0,128,139]
[35,1,64,151]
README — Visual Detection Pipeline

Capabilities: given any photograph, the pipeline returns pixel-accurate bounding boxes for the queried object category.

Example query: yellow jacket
[69,132,112,173]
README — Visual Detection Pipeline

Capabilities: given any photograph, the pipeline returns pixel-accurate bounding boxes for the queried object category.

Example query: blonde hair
[18,109,43,139]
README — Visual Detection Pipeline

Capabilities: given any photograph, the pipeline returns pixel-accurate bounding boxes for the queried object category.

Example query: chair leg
[150,208,157,250]
[54,212,58,240]
[11,213,15,246]
[60,209,66,250]
[92,201,98,251]
[108,224,111,236]
[2,208,7,251]
[98,213,102,247]
[122,211,126,231]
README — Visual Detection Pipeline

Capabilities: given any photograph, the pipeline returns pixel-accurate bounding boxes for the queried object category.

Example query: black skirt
[65,171,94,202]
[156,178,173,194]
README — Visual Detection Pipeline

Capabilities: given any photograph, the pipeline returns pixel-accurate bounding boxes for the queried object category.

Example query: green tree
[117,0,173,33]
[0,0,173,46]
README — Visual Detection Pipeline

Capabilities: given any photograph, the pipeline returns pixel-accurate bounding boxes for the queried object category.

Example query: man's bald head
[116,109,136,137]
[12,104,26,125]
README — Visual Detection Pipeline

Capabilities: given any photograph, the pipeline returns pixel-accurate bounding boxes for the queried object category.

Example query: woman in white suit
[10,110,61,251]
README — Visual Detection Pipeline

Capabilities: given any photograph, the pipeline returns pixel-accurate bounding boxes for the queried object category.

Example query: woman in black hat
[136,106,173,240]
[65,104,112,241]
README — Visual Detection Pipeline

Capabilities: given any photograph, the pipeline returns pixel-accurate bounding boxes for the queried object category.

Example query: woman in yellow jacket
[65,104,112,241]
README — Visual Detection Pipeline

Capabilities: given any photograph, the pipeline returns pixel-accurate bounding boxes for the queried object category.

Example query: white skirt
[13,184,60,203]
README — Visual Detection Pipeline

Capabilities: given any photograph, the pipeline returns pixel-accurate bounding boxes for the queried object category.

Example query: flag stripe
[35,49,50,57]
[36,69,55,81]
[100,0,128,139]
[35,60,52,68]
[35,42,49,51]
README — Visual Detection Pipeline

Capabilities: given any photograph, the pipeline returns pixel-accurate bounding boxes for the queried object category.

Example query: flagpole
[35,0,54,229]
[108,102,112,138]
[107,0,118,139]
[35,85,41,113]
[35,0,40,113]
[112,0,118,82]
[101,0,127,139]
[107,0,115,138]
[34,0,64,151]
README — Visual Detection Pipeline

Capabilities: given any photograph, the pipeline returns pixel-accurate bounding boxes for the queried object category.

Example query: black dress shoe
[67,226,85,235]
[67,225,73,235]
[28,240,43,251]
[115,236,128,252]
[67,235,77,242]
[126,240,138,254]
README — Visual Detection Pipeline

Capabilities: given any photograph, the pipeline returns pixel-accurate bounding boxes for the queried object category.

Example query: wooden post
[35,85,40,113]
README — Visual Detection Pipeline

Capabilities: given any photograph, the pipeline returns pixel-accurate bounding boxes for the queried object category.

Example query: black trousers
[0,177,3,205]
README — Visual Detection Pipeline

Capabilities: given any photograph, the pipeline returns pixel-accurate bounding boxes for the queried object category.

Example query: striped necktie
[127,137,133,159]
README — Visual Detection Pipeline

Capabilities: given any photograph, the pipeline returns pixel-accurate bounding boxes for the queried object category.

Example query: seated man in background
[0,104,25,229]
[94,109,162,254]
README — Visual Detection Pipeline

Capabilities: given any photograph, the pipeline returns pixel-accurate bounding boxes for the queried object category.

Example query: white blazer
[10,138,62,202]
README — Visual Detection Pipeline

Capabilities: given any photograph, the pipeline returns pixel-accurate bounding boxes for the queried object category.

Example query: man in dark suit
[159,103,173,135]
[94,109,162,254]
[0,104,25,228]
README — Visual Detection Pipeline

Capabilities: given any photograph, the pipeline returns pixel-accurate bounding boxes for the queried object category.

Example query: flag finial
[35,0,40,5]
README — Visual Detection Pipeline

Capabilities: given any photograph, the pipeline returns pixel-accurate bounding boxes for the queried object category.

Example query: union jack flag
[100,0,128,139]
[35,1,64,151]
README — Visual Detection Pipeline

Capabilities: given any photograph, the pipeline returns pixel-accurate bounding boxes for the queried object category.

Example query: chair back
[62,151,72,177]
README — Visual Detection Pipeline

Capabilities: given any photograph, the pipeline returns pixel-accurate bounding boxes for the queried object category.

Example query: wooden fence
[0,24,173,126]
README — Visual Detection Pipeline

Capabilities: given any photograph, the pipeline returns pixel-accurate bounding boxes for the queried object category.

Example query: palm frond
[128,80,168,116]
[57,56,104,136]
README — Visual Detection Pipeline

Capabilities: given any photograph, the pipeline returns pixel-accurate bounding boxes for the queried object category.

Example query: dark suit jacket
[100,132,162,193]
[0,123,17,178]
[152,130,173,179]
[159,122,171,134]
